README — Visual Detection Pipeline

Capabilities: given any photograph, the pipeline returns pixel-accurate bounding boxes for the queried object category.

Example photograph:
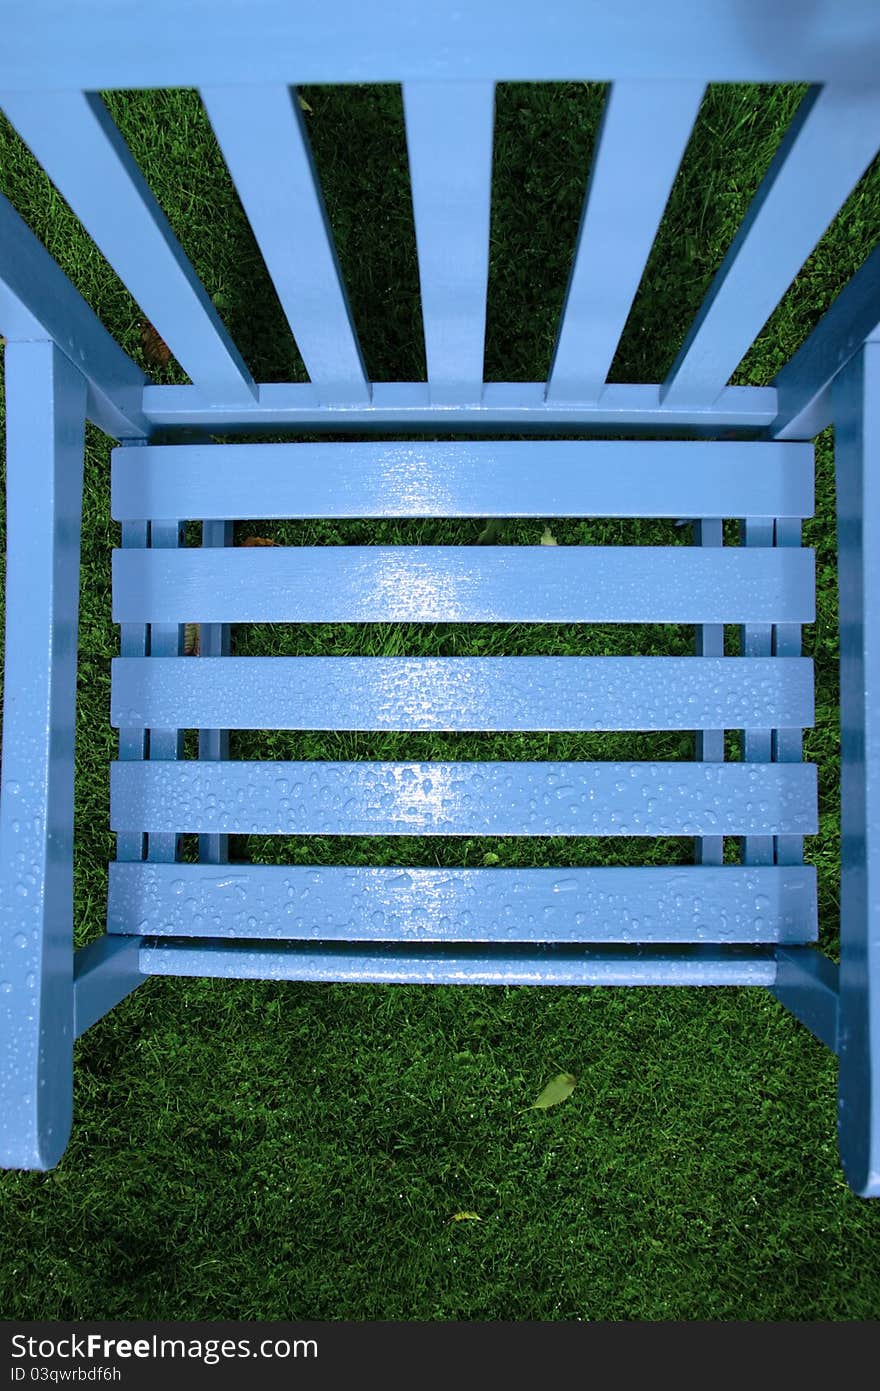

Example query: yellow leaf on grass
[298,94,314,114]
[540,527,558,546]
[529,1072,577,1110]
[450,1211,482,1222]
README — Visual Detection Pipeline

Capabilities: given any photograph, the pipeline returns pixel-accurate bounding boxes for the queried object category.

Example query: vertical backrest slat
[546,80,703,403]
[200,85,369,404]
[0,89,256,400]
[403,81,495,404]
[663,83,880,408]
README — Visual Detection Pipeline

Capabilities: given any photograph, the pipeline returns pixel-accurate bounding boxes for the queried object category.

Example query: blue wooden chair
[1,1,879,1193]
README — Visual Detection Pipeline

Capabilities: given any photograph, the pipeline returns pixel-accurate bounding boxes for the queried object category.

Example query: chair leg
[73,934,142,1039]
[0,341,86,1169]
[772,945,838,1053]
[833,339,880,1197]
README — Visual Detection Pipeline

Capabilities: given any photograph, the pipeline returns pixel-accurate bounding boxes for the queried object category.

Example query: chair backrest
[2,1,879,436]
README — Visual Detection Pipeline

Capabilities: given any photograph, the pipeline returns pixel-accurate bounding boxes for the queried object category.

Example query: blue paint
[73,936,142,1039]
[663,84,880,408]
[740,518,775,867]
[0,192,147,439]
[139,940,780,988]
[3,2,880,89]
[1,14,877,1190]
[109,862,817,945]
[772,517,806,868]
[201,85,369,404]
[548,80,703,403]
[772,243,880,441]
[111,655,815,733]
[110,759,818,838]
[139,381,780,434]
[693,518,724,867]
[112,439,814,521]
[115,514,150,865]
[834,343,880,1196]
[772,947,839,1053]
[145,520,183,865]
[404,82,494,403]
[0,89,256,400]
[198,520,232,867]
[0,343,85,1169]
[112,544,815,625]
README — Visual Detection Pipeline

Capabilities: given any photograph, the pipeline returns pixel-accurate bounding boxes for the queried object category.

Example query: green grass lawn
[1,80,880,1320]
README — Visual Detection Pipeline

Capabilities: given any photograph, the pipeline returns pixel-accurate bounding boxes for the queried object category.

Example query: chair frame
[0,0,878,1194]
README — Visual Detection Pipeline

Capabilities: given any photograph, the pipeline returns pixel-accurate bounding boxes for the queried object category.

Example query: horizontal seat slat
[112,545,814,625]
[137,941,779,987]
[111,655,815,733]
[108,862,817,944]
[111,439,814,521]
[110,760,818,837]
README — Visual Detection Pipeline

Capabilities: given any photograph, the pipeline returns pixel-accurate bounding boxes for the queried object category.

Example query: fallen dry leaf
[242,536,278,547]
[139,317,171,366]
